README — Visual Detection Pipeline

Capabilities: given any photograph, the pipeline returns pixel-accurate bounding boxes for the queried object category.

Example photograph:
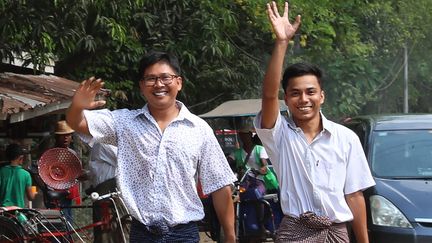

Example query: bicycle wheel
[110,215,132,243]
[0,215,27,243]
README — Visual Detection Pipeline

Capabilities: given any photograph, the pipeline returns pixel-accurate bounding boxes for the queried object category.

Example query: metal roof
[0,72,79,123]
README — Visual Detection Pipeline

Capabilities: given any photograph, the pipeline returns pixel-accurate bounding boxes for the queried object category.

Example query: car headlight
[370,195,412,228]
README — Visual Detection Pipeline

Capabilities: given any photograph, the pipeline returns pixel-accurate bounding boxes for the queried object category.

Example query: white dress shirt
[80,101,236,226]
[88,143,117,187]
[254,112,375,222]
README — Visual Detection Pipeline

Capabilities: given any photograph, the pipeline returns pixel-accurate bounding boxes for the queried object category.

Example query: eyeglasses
[141,74,179,86]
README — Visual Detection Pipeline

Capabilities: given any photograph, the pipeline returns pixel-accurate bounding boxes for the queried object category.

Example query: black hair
[138,50,181,80]
[252,133,263,146]
[281,62,323,92]
[5,143,24,161]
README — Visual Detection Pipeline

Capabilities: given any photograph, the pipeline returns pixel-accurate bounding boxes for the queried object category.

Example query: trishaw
[198,99,287,243]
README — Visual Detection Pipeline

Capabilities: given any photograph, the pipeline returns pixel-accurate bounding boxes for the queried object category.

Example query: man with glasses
[66,51,236,243]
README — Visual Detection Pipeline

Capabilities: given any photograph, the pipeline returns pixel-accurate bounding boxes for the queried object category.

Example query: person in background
[229,130,279,238]
[87,143,125,243]
[0,143,36,208]
[229,130,279,192]
[52,120,81,223]
[254,2,375,242]
[87,143,117,195]
[66,50,236,242]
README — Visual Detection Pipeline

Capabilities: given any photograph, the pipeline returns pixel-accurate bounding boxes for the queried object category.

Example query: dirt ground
[199,232,216,242]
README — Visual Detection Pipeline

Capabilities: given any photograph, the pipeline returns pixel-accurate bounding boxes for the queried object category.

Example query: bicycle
[0,190,132,243]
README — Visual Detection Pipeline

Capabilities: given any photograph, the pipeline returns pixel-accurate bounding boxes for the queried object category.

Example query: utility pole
[403,44,409,113]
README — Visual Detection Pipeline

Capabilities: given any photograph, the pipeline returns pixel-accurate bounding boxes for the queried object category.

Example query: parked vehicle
[234,169,283,243]
[343,114,432,243]
[198,168,283,243]
[198,99,287,242]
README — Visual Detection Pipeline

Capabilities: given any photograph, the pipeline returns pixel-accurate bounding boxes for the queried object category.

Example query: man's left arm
[345,191,369,243]
[212,185,235,243]
[198,124,237,242]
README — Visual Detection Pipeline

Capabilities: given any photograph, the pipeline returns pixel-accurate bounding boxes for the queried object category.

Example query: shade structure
[199,99,288,118]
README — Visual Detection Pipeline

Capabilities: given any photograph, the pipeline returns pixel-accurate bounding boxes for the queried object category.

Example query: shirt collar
[135,101,195,124]
[6,165,22,168]
[320,113,335,135]
[286,111,335,135]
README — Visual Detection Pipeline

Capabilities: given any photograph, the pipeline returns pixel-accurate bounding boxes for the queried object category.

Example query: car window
[371,130,432,178]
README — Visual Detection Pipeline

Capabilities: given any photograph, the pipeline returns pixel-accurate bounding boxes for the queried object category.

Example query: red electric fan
[38,148,82,190]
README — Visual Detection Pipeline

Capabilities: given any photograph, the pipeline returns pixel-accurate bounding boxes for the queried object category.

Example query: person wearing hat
[43,120,80,223]
[55,120,75,148]
[56,120,80,222]
[0,143,36,208]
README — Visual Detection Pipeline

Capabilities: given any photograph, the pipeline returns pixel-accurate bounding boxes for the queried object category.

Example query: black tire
[0,215,27,243]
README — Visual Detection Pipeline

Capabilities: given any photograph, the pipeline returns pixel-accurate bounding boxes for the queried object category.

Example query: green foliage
[1,0,432,117]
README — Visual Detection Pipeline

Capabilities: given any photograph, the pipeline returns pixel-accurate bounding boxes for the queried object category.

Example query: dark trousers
[129,219,199,243]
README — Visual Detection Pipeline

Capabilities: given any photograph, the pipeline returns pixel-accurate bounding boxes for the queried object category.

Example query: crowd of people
[0,2,377,243]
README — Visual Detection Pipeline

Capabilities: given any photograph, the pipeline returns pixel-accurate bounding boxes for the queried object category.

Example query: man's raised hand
[72,77,106,110]
[267,1,301,42]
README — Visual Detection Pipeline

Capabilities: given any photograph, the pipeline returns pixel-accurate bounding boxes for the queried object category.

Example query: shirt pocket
[315,160,335,191]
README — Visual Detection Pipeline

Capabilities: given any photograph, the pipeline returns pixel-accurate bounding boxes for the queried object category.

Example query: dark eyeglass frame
[141,74,179,86]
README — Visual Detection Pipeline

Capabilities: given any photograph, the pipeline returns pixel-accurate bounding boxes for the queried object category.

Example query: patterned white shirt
[80,101,236,226]
[254,112,375,223]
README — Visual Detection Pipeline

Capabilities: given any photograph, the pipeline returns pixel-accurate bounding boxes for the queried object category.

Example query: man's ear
[138,79,145,90]
[320,90,325,104]
[177,76,183,91]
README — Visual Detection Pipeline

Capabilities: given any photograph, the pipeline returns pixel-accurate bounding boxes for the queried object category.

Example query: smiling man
[66,51,236,243]
[254,2,375,243]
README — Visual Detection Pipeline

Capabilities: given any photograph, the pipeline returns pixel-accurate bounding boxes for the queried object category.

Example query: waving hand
[66,77,106,135]
[260,2,301,129]
[72,77,106,110]
[267,1,301,42]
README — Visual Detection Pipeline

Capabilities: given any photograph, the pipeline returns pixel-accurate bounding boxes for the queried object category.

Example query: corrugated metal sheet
[0,72,79,123]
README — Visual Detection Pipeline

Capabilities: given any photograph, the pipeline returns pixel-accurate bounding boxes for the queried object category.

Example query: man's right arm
[26,186,36,201]
[261,2,301,129]
[66,77,106,135]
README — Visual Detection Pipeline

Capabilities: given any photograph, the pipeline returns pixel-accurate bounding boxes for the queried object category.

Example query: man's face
[56,133,73,148]
[139,61,182,111]
[284,74,324,125]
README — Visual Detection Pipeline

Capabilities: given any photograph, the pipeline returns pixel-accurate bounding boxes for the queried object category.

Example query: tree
[2,0,432,118]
